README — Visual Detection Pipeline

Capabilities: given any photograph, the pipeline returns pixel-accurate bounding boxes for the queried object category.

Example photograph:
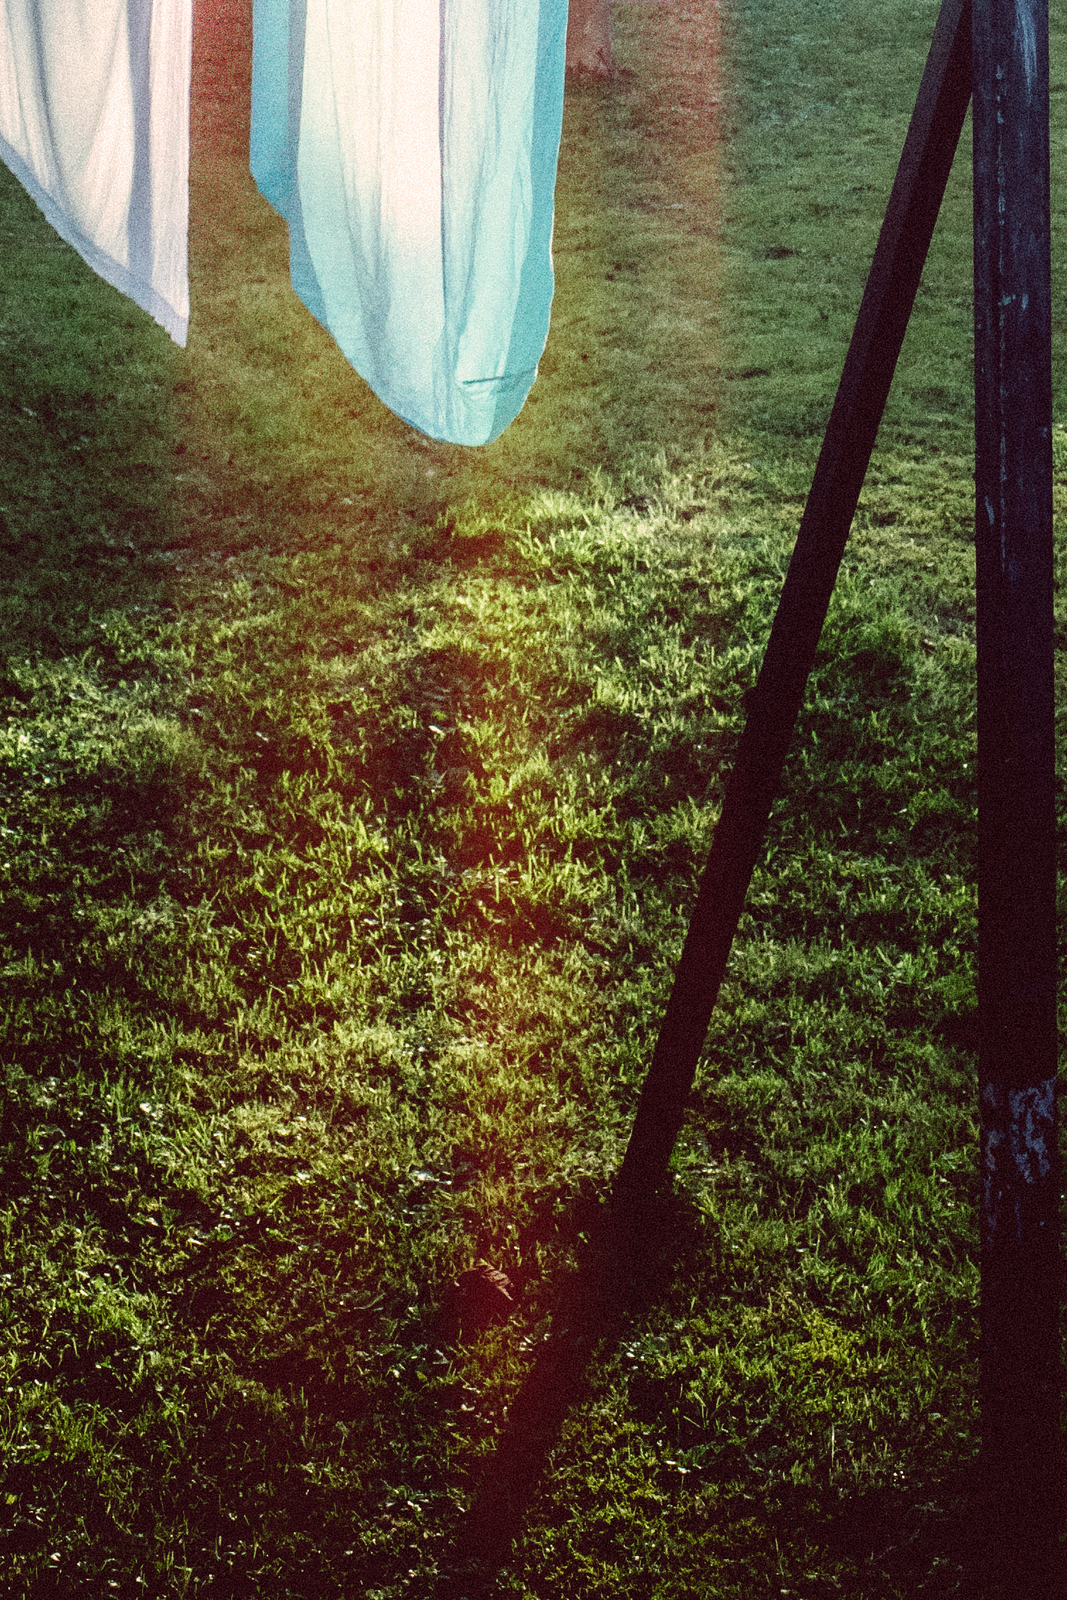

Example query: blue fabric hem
[249,0,567,446]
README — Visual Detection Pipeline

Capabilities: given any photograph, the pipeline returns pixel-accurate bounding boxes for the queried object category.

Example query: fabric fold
[251,0,567,446]
[0,0,192,345]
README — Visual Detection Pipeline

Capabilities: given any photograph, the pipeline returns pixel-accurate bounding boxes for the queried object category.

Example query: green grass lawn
[1,0,1065,1595]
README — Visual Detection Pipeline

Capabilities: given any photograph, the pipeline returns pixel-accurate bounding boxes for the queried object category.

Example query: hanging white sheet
[251,0,568,447]
[0,0,192,345]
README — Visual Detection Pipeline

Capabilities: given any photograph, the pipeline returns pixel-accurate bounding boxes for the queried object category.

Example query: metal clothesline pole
[450,0,1063,1583]
[611,0,974,1221]
[972,1,1061,1588]
[452,0,976,1582]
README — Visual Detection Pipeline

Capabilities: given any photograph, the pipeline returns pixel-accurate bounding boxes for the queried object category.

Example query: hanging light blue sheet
[251,0,568,447]
[0,0,192,345]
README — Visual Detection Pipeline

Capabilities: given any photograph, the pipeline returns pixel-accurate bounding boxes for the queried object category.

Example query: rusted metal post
[972,0,1063,1587]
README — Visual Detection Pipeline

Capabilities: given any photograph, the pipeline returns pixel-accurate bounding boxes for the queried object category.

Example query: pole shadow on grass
[435,1191,677,1598]
[436,1189,1013,1599]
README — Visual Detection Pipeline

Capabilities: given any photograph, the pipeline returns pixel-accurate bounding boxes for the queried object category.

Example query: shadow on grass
[435,1191,679,1597]
[436,1184,1062,1600]
[0,161,178,659]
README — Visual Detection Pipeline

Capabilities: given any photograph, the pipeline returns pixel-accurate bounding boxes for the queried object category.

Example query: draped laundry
[0,0,192,345]
[0,3,566,440]
[251,0,568,446]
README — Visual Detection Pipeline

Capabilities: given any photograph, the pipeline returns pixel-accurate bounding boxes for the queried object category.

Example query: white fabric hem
[0,132,187,345]
[0,129,187,346]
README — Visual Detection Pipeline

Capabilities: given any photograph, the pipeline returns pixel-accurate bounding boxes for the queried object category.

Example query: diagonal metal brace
[447,3,976,1585]
[613,0,974,1218]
